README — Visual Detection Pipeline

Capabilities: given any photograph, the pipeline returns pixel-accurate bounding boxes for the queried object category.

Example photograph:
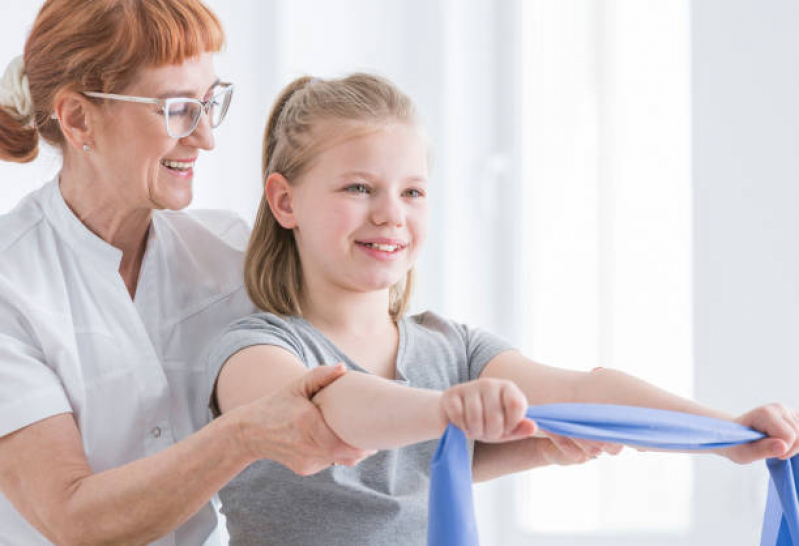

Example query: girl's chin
[357,275,407,292]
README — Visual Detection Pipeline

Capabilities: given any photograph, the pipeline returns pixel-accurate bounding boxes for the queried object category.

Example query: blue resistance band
[427,403,799,546]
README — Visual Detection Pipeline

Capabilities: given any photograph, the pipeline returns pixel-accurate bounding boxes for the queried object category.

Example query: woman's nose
[181,111,215,151]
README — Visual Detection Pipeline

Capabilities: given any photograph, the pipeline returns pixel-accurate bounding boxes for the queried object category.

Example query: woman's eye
[167,103,190,116]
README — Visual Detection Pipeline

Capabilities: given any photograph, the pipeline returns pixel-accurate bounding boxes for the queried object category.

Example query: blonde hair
[246,73,420,321]
[0,0,224,163]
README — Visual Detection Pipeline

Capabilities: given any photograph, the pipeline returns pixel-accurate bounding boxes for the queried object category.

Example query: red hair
[0,0,225,162]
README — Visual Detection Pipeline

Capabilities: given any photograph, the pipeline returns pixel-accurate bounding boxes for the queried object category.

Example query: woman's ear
[53,90,95,153]
[265,172,297,229]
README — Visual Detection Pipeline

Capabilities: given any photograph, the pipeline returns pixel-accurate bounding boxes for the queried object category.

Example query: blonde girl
[208,73,799,545]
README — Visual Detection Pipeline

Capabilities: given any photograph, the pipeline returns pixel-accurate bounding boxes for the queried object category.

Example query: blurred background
[2,1,799,544]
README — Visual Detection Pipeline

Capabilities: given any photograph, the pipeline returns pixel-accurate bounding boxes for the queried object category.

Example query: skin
[217,115,799,489]
[0,54,369,545]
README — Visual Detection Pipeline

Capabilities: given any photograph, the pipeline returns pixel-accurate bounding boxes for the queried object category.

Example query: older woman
[0,1,369,544]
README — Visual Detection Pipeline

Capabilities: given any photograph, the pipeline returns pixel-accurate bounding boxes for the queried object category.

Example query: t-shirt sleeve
[0,295,72,438]
[205,312,305,414]
[461,324,516,381]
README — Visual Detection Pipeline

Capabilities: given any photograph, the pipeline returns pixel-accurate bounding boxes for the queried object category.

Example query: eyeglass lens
[165,86,233,137]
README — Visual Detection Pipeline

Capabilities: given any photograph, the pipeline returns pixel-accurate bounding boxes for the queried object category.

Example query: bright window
[514,0,693,536]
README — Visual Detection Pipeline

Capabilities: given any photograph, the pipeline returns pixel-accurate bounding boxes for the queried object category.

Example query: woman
[0,2,370,544]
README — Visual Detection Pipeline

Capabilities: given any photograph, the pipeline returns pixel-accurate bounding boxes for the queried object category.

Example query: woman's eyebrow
[155,78,222,99]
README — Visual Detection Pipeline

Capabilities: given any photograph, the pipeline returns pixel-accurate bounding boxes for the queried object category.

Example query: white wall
[691,0,799,543]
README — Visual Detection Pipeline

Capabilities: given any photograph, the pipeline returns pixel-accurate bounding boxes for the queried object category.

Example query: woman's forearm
[1,412,253,546]
[66,415,252,545]
[311,372,448,450]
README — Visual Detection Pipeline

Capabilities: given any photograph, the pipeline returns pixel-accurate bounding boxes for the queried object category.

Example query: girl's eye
[345,183,370,194]
[404,188,424,198]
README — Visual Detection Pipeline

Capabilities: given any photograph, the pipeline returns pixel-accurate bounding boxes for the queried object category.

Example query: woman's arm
[0,365,365,545]
[215,345,536,451]
[473,351,799,479]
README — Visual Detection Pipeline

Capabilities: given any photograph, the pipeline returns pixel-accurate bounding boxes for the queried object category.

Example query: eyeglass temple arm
[82,92,161,105]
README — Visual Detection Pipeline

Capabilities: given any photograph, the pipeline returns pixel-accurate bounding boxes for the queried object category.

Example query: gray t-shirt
[207,310,514,546]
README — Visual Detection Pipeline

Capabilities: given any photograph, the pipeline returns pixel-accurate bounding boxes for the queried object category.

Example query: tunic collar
[41,176,127,271]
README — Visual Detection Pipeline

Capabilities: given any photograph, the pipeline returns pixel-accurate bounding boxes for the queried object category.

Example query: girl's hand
[721,403,799,464]
[537,434,624,465]
[440,378,537,442]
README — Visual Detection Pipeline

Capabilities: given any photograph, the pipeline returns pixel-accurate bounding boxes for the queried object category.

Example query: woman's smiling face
[290,120,429,296]
[88,52,219,211]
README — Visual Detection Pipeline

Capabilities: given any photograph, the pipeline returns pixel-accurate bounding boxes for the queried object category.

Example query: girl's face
[89,53,218,211]
[291,121,429,296]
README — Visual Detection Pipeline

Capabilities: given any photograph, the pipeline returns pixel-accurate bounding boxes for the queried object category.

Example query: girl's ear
[265,172,297,229]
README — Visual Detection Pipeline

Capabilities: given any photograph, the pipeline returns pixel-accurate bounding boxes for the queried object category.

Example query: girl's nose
[371,194,404,227]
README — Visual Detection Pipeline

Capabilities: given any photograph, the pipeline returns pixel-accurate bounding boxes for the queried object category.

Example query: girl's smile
[286,121,429,294]
[355,238,408,261]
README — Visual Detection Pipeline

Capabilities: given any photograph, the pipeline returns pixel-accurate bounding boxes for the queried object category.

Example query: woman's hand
[720,403,799,464]
[440,378,537,442]
[231,364,374,475]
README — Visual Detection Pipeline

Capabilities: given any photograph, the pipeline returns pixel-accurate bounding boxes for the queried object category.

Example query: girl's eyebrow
[339,170,376,180]
[339,171,428,184]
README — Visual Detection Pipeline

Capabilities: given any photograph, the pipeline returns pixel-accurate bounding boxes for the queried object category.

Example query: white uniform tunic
[0,178,256,545]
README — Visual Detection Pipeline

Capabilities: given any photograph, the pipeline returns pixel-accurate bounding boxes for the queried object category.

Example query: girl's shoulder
[403,310,469,338]
[225,311,304,338]
[402,310,514,357]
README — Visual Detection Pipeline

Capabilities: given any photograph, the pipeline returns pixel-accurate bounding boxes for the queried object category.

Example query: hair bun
[0,56,34,127]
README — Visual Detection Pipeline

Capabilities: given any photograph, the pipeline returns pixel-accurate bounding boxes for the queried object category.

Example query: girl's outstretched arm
[215,345,535,451]
[473,351,799,478]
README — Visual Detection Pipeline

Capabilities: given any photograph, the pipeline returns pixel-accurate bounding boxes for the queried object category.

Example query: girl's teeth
[363,242,400,252]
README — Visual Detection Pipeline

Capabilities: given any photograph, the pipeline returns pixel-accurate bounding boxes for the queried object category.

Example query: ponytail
[0,108,38,163]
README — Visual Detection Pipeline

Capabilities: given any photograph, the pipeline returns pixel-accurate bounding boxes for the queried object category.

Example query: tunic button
[151,426,162,438]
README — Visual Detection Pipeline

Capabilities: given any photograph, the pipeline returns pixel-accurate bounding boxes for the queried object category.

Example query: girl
[208,73,799,545]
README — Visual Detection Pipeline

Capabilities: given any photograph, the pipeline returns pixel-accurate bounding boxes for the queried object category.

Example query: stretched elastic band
[428,404,797,546]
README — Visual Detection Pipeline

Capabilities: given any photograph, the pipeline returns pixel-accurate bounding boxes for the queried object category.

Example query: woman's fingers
[256,369,373,475]
[298,363,347,398]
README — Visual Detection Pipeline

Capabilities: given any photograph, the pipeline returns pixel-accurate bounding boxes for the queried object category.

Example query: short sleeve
[206,312,306,413]
[462,325,516,381]
[0,296,71,438]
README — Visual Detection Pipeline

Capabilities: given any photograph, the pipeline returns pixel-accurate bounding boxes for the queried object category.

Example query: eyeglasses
[82,83,234,139]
